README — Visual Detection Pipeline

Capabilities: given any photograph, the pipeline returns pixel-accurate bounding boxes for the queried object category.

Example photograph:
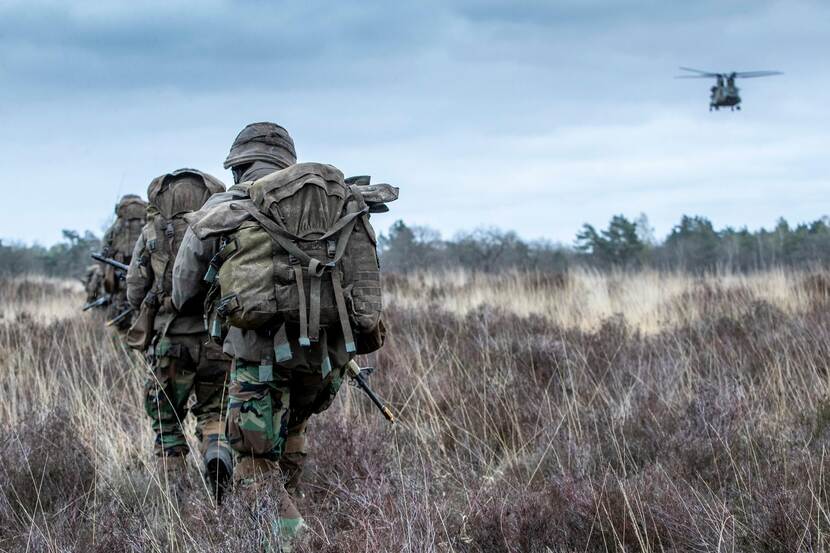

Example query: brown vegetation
[1,272,829,552]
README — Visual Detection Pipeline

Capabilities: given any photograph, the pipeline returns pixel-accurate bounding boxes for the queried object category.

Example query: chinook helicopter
[676,67,782,111]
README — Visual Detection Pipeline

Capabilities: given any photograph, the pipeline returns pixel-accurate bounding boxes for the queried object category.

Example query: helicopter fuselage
[710,81,741,111]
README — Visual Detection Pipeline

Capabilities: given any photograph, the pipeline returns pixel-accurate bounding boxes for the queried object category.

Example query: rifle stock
[346,360,396,424]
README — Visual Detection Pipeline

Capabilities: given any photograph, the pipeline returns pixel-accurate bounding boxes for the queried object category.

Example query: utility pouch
[126,293,159,351]
[354,318,387,354]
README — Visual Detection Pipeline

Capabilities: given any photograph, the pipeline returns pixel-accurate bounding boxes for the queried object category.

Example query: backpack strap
[234,202,364,355]
[290,257,310,347]
[148,216,176,334]
[273,323,292,362]
[331,269,356,354]
[232,202,367,264]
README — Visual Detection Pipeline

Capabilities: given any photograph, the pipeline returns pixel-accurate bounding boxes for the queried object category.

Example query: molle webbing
[331,269,356,353]
[292,262,309,347]
[308,270,322,342]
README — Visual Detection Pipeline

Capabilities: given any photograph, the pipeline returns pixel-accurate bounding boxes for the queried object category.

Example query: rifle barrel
[106,307,133,327]
[91,252,130,272]
[83,297,106,311]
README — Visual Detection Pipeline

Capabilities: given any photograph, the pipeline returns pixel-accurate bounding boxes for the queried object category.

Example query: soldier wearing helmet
[100,194,147,330]
[172,122,353,549]
[125,169,233,498]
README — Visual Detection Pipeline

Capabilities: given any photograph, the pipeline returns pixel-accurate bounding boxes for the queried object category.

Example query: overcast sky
[0,0,827,246]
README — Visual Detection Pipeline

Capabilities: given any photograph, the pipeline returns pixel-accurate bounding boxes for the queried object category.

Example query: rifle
[106,307,133,327]
[91,252,130,276]
[83,295,110,311]
[346,360,396,424]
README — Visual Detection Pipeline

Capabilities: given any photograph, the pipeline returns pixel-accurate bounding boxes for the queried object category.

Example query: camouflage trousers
[144,333,231,458]
[226,358,345,491]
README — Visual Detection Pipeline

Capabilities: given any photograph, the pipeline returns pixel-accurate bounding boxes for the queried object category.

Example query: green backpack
[103,195,147,293]
[200,162,396,359]
[126,169,226,350]
[108,195,147,259]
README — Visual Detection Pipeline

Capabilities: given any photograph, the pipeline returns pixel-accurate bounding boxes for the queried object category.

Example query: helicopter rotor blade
[678,67,720,77]
[733,70,783,78]
[674,75,716,79]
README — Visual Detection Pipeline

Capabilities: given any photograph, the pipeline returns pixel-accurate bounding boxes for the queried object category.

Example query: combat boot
[233,457,306,552]
[233,456,278,487]
[280,421,308,499]
[203,443,234,502]
[273,493,306,553]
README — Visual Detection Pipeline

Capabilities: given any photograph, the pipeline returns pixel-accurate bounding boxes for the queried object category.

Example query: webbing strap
[331,270,356,353]
[308,273,322,342]
[204,237,238,283]
[332,217,359,263]
[237,202,366,266]
[238,204,314,264]
[292,264,310,347]
[273,324,292,362]
[148,217,170,303]
[318,208,368,241]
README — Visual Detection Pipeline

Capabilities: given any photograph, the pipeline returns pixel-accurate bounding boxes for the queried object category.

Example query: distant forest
[3,214,830,279]
[0,230,101,280]
[381,214,830,273]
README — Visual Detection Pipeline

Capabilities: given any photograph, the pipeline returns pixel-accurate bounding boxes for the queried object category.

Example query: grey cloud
[0,1,442,94]
[0,0,828,245]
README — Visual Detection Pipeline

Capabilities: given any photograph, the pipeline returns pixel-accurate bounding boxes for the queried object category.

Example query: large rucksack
[103,195,147,294]
[126,170,225,349]
[195,162,396,360]
[109,195,147,259]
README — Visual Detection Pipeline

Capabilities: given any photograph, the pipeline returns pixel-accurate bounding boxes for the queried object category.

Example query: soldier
[172,122,390,550]
[82,264,106,309]
[101,194,147,330]
[124,169,233,496]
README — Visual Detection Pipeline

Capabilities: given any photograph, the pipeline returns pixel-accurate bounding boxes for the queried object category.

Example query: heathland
[1,270,829,552]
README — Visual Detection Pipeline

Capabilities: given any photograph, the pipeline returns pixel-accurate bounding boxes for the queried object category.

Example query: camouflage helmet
[223,122,296,170]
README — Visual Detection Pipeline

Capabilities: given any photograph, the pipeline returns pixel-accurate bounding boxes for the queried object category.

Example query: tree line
[0,231,101,279]
[380,214,830,273]
[3,214,830,278]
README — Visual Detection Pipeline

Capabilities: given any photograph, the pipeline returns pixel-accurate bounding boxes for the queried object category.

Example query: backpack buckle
[326,240,336,259]
[216,294,240,317]
[165,222,175,239]
[288,254,299,265]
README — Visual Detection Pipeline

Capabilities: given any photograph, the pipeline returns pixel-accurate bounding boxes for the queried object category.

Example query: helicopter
[676,67,782,111]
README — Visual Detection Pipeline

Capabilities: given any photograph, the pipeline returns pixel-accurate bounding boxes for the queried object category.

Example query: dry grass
[386,269,813,334]
[2,270,830,552]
